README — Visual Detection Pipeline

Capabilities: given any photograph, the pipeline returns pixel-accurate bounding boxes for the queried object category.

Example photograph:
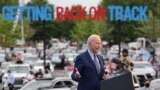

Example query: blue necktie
[93,54,100,73]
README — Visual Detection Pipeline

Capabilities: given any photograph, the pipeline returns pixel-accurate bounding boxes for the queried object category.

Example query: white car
[22,53,38,67]
[33,60,55,74]
[65,53,77,63]
[19,79,53,90]
[150,78,160,90]
[51,54,61,65]
[132,73,150,88]
[132,61,156,77]
[2,64,31,89]
[0,62,13,82]
[0,54,5,63]
[20,77,77,90]
[38,77,77,90]
[106,50,119,60]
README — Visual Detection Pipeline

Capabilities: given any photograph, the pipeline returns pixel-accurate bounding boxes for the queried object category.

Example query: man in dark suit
[71,34,108,90]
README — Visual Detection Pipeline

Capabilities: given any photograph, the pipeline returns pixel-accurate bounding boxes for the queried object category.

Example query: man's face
[89,38,101,53]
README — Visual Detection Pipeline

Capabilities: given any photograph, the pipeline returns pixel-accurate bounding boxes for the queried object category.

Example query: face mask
[123,54,127,57]
[145,83,150,88]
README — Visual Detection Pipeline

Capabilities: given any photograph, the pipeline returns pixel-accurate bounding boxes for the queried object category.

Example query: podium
[100,71,134,90]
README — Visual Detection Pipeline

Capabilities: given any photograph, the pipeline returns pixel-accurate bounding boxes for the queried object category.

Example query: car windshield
[134,63,152,68]
[1,63,10,69]
[24,57,37,62]
[8,66,29,73]
[0,57,4,60]
[35,61,50,66]
[22,80,52,90]
[27,49,36,53]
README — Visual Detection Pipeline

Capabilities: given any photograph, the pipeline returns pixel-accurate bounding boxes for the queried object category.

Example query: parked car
[132,61,156,77]
[2,63,31,89]
[19,78,53,90]
[51,54,61,65]
[150,78,160,90]
[33,60,55,75]
[22,53,38,68]
[20,77,77,90]
[0,53,5,64]
[132,72,153,88]
[39,77,77,90]
[0,62,13,83]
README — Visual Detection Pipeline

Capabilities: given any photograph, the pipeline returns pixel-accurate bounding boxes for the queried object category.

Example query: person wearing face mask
[120,49,133,71]
[140,80,155,90]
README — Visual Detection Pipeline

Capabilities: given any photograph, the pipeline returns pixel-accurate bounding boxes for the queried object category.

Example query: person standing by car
[7,70,15,90]
[71,34,108,90]
[120,49,133,71]
[23,71,34,84]
[44,63,51,71]
[140,79,155,90]
[35,69,43,79]
[66,61,74,77]
[60,53,66,69]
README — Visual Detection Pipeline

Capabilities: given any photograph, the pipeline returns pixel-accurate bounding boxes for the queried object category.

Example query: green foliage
[0,14,21,47]
[0,0,18,13]
[70,19,106,41]
[102,0,160,43]
[28,0,75,41]
[28,0,47,6]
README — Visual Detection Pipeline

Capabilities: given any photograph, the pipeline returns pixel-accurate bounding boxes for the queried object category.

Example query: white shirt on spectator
[7,73,15,84]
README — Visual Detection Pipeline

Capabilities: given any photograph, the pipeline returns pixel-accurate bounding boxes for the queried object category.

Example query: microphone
[112,58,126,70]
[112,58,124,66]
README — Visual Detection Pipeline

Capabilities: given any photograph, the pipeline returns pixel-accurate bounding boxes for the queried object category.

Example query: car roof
[36,60,51,62]
[51,77,76,82]
[132,61,150,64]
[8,63,30,67]
[151,78,160,83]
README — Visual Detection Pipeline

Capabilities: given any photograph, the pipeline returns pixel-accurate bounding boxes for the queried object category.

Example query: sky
[48,0,101,7]
[24,0,102,8]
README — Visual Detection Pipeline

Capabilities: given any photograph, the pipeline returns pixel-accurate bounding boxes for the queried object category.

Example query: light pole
[118,19,121,57]
[151,0,156,41]
[43,20,46,68]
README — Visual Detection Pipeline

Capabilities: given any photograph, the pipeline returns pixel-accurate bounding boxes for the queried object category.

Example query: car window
[134,63,152,68]
[63,81,73,87]
[8,66,29,73]
[146,73,153,80]
[137,75,146,87]
[133,76,137,84]
[53,81,64,88]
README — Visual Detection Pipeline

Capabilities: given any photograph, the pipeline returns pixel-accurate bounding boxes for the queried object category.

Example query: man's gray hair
[87,34,101,45]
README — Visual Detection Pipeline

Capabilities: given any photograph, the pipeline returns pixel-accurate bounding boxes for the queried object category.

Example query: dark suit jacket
[71,50,105,90]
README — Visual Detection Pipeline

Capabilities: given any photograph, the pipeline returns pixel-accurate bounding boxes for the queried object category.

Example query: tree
[27,0,75,41]
[101,0,160,43]
[0,0,18,14]
[0,14,21,47]
[136,10,160,40]
[70,19,106,41]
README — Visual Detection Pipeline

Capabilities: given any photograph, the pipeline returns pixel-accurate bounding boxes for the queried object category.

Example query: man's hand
[75,68,81,78]
[102,74,109,80]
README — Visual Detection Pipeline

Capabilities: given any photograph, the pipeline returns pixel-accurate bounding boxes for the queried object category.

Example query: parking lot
[0,68,67,89]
